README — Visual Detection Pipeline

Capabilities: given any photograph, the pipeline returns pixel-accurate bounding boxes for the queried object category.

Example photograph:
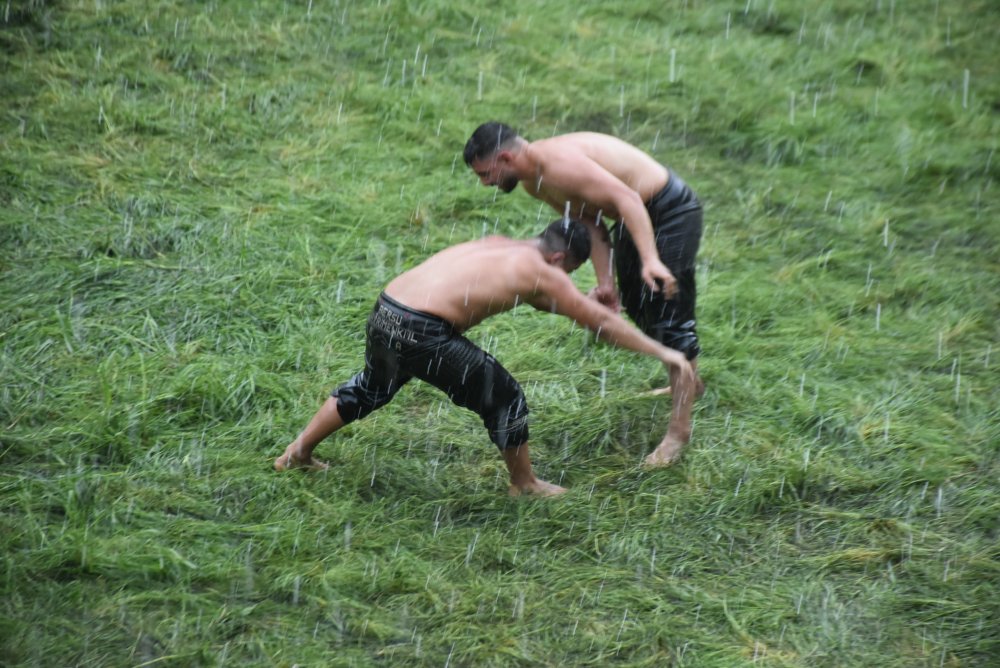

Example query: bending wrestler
[275,219,695,497]
[464,122,705,466]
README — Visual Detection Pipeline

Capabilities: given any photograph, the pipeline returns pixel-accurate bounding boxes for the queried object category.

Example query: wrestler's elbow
[617,189,646,217]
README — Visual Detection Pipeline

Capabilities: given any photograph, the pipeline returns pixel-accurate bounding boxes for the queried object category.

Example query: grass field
[2,0,998,665]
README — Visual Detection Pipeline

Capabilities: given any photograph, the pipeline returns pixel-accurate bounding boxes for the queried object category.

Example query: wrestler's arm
[576,214,619,311]
[541,156,676,295]
[525,264,692,379]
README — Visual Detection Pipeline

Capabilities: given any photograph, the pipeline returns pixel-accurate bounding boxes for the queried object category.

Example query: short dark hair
[463,121,521,165]
[538,218,591,266]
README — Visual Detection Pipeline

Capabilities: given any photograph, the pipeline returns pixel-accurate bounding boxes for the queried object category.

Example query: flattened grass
[2,0,998,665]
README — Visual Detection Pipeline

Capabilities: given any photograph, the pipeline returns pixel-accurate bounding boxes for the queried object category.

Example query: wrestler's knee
[480,377,530,450]
[488,409,530,450]
[672,335,701,361]
[654,320,701,361]
[332,373,394,423]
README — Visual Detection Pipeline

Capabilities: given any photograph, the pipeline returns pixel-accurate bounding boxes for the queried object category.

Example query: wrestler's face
[471,153,518,193]
[563,257,584,274]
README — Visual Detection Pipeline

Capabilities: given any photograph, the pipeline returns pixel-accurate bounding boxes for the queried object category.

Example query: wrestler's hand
[587,285,621,312]
[661,349,695,389]
[642,258,677,298]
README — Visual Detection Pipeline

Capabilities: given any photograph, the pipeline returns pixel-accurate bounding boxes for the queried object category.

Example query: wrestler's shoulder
[533,132,598,151]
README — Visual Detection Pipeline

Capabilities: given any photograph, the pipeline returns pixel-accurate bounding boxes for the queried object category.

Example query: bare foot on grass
[642,437,687,469]
[274,443,329,472]
[508,478,567,498]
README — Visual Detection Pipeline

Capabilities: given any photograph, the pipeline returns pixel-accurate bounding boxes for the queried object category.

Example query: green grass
[2,0,998,665]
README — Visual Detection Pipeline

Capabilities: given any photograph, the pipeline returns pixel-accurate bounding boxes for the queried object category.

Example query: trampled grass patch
[2,0,997,665]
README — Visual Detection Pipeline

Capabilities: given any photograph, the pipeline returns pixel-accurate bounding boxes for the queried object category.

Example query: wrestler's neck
[481,236,548,257]
[508,141,538,181]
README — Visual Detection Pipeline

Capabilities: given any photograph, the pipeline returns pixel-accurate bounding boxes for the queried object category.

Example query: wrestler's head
[465,121,522,193]
[538,218,591,273]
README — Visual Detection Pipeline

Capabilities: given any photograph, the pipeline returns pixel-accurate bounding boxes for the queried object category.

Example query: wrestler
[464,123,704,466]
[275,219,695,496]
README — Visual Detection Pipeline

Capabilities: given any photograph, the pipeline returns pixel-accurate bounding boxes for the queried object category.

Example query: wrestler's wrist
[640,253,663,268]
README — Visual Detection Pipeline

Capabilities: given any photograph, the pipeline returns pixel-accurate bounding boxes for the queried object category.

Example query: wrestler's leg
[275,396,344,471]
[641,266,701,467]
[644,359,696,468]
[415,334,565,497]
[503,443,567,497]
[277,316,410,472]
[651,211,702,394]
[646,358,704,397]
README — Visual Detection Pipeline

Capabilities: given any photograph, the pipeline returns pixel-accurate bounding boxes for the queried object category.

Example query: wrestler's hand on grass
[641,258,677,298]
[587,285,621,312]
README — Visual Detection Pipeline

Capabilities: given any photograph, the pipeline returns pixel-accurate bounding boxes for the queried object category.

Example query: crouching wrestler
[274,218,695,497]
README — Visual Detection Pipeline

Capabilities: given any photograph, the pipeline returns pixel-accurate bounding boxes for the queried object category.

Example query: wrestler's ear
[548,251,567,269]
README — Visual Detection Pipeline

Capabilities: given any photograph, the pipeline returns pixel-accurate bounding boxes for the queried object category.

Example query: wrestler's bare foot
[274,442,329,472]
[642,436,687,469]
[508,478,567,498]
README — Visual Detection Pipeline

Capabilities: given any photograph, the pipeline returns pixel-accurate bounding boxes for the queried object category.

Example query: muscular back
[384,237,561,331]
[384,234,682,366]
[526,133,668,220]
